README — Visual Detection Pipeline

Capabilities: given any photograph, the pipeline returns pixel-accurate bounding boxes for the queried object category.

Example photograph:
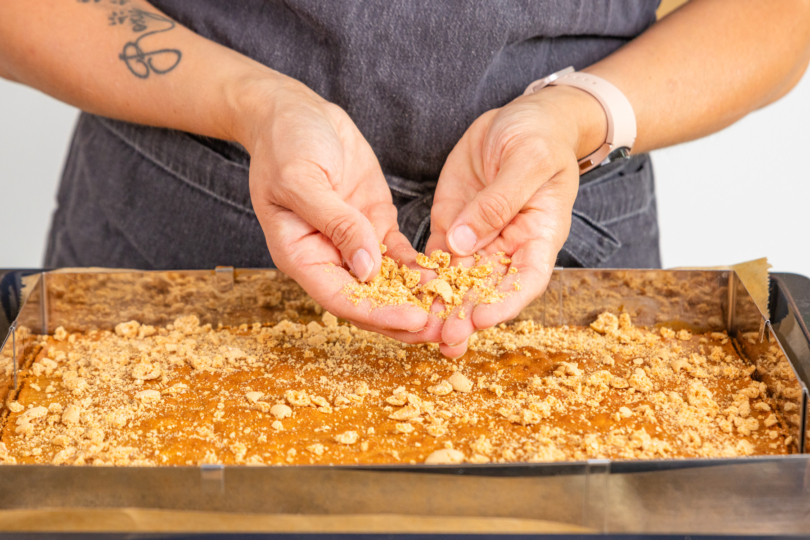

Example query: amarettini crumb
[0,311,797,466]
[342,246,516,319]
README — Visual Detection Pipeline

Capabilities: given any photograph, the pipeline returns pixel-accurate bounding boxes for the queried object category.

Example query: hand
[425,85,607,357]
[236,74,429,335]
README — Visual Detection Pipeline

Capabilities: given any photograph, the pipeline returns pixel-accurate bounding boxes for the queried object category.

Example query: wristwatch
[524,66,637,174]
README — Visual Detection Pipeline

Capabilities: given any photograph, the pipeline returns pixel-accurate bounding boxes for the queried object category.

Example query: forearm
[576,0,810,154]
[0,0,286,146]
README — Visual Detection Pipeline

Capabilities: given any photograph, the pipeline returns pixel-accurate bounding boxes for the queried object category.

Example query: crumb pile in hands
[342,246,518,318]
[0,311,798,467]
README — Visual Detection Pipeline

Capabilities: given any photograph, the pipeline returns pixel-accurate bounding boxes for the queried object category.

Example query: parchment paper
[0,509,590,534]
[672,257,771,318]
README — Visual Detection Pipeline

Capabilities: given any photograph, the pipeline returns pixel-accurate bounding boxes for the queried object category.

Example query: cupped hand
[425,85,607,357]
[238,75,429,336]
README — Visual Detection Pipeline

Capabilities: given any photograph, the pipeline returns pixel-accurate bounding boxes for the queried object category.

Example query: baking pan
[1,267,810,535]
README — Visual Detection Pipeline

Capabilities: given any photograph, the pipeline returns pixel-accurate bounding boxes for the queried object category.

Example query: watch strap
[524,68,637,174]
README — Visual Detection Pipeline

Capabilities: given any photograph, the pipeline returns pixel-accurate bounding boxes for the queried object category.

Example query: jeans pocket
[558,154,657,267]
[574,154,654,225]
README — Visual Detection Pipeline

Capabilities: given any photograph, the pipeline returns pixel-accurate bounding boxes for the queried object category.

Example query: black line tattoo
[118,10,181,79]
[77,0,181,79]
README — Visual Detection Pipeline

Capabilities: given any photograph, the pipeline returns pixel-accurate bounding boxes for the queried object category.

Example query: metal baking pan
[1,267,810,535]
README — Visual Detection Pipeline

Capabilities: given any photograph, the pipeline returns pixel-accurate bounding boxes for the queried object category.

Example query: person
[1,0,808,358]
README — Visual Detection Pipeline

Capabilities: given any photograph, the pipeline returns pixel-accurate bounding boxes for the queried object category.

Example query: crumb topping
[0,311,796,467]
[343,247,515,318]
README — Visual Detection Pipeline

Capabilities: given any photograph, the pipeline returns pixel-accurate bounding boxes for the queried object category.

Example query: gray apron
[45,0,661,270]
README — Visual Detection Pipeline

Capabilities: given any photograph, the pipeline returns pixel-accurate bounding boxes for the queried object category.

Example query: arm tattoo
[118,10,181,79]
[77,0,182,79]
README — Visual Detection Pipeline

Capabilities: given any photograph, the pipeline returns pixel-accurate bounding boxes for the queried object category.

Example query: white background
[1,71,809,275]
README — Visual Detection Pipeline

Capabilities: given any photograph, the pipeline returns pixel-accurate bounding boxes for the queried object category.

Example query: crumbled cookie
[0,311,794,467]
[343,247,515,318]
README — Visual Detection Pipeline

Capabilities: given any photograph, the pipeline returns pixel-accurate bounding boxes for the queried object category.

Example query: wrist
[527,85,609,162]
[220,64,298,152]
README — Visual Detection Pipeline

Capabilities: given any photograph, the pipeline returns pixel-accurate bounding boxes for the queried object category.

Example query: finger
[440,339,468,359]
[383,229,443,286]
[428,178,474,257]
[326,277,429,333]
[445,147,560,257]
[469,165,577,329]
[258,205,429,332]
[262,151,385,283]
[429,110,496,248]
[292,189,383,282]
[439,253,495,348]
[471,237,557,331]
[364,199,402,245]
[352,308,444,344]
[427,192,465,255]
[403,298,447,343]
[441,308,475,354]
[424,228,451,262]
[382,229,420,266]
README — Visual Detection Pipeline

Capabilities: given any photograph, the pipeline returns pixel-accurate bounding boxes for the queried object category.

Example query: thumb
[446,156,550,256]
[291,188,382,282]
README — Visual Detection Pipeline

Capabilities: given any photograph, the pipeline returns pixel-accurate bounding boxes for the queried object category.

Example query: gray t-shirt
[46,1,662,269]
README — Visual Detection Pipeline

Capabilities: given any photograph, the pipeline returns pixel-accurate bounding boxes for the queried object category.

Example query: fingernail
[448,225,477,255]
[408,327,428,333]
[444,349,467,360]
[447,340,465,347]
[352,249,374,282]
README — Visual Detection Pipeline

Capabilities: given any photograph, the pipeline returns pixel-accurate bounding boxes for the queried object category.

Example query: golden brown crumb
[343,248,515,318]
[0,311,795,467]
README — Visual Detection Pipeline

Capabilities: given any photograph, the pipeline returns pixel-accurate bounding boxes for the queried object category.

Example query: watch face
[606,147,631,162]
[594,147,631,170]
